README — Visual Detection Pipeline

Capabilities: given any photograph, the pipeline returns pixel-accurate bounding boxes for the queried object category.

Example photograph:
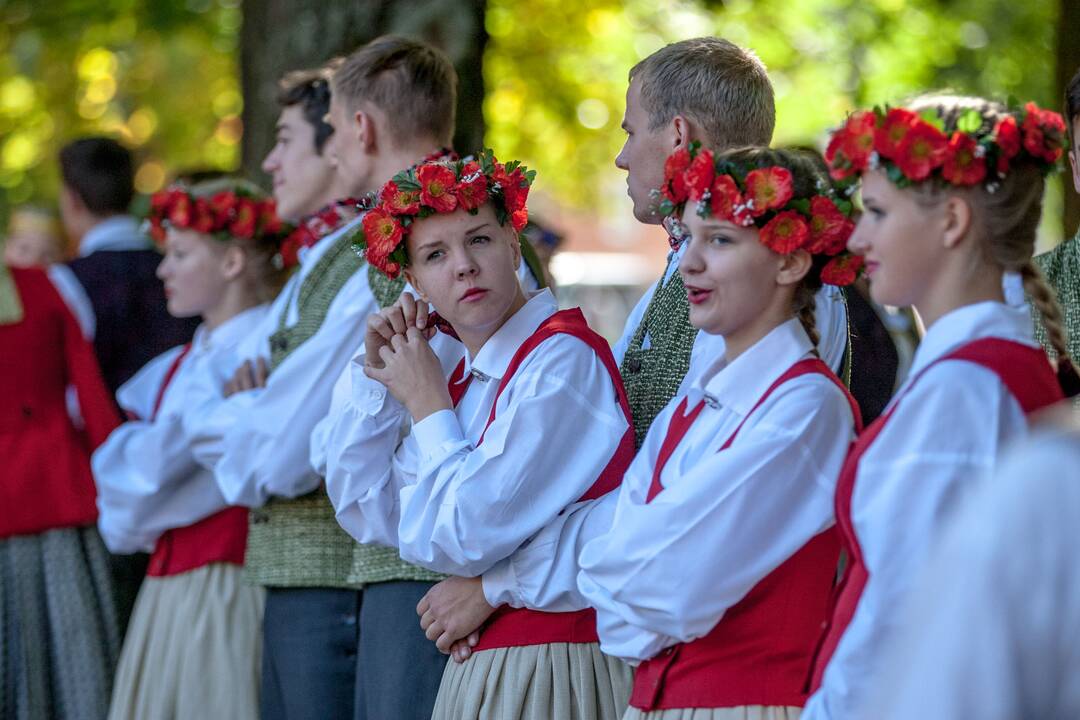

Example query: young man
[185,39,459,720]
[1034,65,1080,369]
[53,136,200,636]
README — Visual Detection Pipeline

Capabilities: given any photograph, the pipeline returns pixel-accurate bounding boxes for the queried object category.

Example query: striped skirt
[0,525,120,720]
[432,641,632,720]
[107,562,264,720]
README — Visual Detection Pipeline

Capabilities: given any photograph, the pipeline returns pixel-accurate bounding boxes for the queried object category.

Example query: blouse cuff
[411,409,467,465]
[482,557,522,608]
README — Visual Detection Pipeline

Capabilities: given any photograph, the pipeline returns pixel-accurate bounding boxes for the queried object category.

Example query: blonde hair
[901,94,1074,382]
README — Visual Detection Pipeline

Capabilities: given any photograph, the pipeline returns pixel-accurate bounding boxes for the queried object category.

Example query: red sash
[447,308,634,649]
[146,344,249,577]
[631,358,862,710]
[806,338,1064,691]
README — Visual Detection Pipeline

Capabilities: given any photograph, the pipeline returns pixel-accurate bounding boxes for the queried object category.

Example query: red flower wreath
[351,149,536,280]
[654,142,861,286]
[145,184,291,255]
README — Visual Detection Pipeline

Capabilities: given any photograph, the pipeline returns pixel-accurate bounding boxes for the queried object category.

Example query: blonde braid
[1021,261,1080,395]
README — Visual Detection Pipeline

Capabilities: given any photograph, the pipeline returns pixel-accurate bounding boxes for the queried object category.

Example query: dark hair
[59,137,134,215]
[630,37,775,151]
[332,35,457,148]
[277,64,336,154]
[1065,65,1080,148]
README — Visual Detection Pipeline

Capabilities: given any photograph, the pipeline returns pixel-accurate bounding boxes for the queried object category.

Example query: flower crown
[825,101,1066,190]
[146,184,291,249]
[657,143,863,286]
[352,149,535,280]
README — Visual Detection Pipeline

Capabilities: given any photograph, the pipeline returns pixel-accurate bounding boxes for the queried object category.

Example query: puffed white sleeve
[803,363,1029,720]
[579,377,855,663]
[208,271,377,507]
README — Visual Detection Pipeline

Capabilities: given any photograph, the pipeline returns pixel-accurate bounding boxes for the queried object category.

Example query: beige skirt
[624,707,801,720]
[432,641,632,720]
[107,562,265,720]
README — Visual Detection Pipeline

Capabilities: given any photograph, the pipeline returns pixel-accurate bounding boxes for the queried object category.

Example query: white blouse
[489,318,855,663]
[322,289,630,578]
[181,218,381,507]
[93,304,269,554]
[803,301,1040,720]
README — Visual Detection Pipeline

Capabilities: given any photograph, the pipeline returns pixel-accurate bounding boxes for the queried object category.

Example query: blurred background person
[0,260,122,720]
[3,206,66,268]
[52,136,201,639]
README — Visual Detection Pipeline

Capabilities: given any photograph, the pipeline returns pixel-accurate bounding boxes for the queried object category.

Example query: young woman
[93,179,288,720]
[322,153,635,720]
[803,97,1075,720]
[0,262,120,720]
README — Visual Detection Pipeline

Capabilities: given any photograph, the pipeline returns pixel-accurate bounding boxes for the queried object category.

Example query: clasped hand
[363,292,452,422]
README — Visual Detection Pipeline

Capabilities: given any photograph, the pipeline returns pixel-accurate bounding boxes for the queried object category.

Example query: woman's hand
[417,576,497,657]
[364,327,451,421]
[363,292,433,371]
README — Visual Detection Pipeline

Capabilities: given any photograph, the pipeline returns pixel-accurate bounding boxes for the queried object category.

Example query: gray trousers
[355,580,447,720]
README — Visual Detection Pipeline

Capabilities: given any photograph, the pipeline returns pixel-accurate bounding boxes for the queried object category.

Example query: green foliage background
[0,0,1063,238]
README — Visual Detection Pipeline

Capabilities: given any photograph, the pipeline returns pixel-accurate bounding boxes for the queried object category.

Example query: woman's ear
[941,194,974,249]
[220,244,248,282]
[776,248,813,287]
[509,227,523,269]
[403,268,427,302]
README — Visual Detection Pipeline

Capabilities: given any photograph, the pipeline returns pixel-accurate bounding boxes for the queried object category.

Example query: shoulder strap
[719,357,864,452]
[151,343,193,421]
[941,337,1063,414]
[478,308,635,501]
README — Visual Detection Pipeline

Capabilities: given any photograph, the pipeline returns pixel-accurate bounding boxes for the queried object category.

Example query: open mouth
[685,285,712,305]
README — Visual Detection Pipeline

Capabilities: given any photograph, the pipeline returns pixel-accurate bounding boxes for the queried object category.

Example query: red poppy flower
[874,108,919,159]
[893,120,948,181]
[454,162,490,212]
[1021,102,1066,163]
[994,115,1021,159]
[148,217,166,243]
[192,199,216,234]
[229,199,258,239]
[743,166,794,215]
[151,189,177,214]
[826,111,876,180]
[279,230,305,269]
[208,192,236,223]
[493,163,528,213]
[661,149,692,203]
[759,211,810,254]
[168,193,192,227]
[683,150,715,202]
[708,174,743,222]
[258,201,283,235]
[511,207,529,232]
[362,206,406,279]
[821,254,865,286]
[941,132,987,186]
[417,164,459,213]
[383,181,421,215]
[806,196,854,255]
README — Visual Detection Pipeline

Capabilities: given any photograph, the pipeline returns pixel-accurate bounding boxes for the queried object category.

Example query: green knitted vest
[245,231,365,588]
[619,259,698,448]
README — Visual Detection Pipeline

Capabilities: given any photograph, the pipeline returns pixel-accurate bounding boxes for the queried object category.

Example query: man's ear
[354,105,379,153]
[776,248,813,287]
[670,114,693,152]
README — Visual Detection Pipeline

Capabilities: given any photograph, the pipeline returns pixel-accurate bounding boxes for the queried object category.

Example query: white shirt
[866,427,1080,719]
[803,301,1041,720]
[612,244,849,393]
[183,216,380,506]
[322,289,630,577]
[92,304,269,553]
[485,319,856,664]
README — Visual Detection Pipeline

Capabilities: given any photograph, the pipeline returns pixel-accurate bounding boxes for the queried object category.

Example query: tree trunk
[239,0,486,183]
[1058,0,1080,238]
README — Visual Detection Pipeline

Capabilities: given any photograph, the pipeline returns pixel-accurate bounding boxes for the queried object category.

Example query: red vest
[144,344,249,577]
[0,267,120,538]
[631,358,862,711]
[807,338,1064,690]
[446,308,634,650]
